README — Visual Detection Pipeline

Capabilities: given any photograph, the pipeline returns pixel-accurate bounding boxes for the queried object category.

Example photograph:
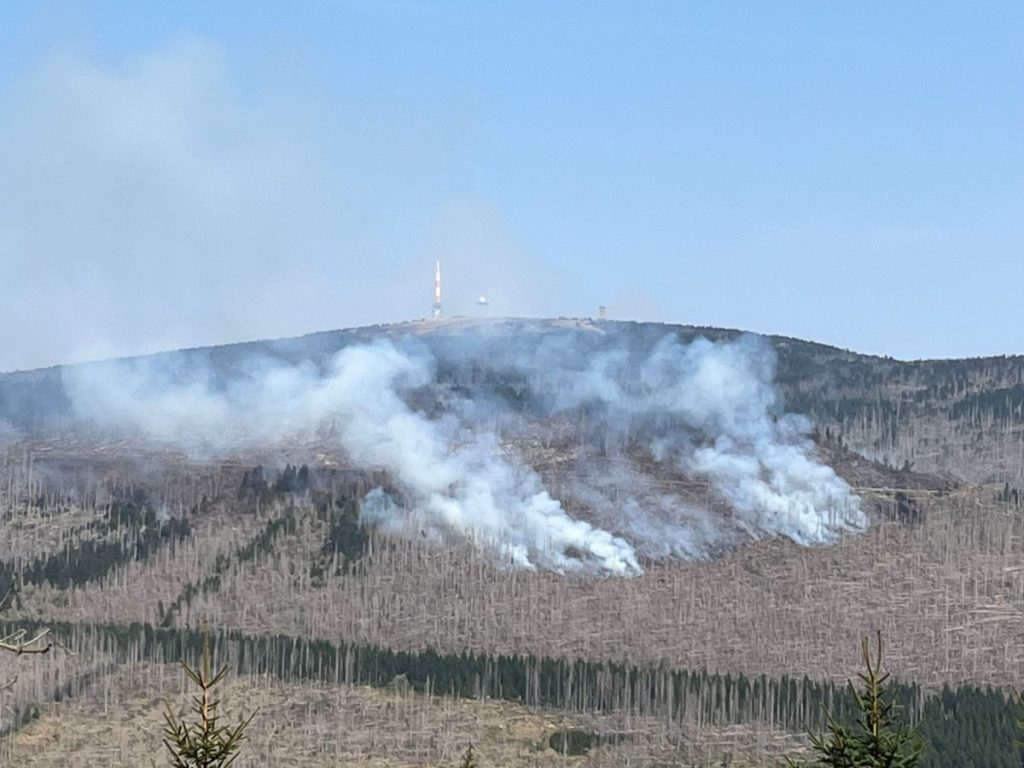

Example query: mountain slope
[2,317,1022,484]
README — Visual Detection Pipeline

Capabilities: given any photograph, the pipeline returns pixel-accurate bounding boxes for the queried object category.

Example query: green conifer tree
[163,629,255,768]
[789,632,923,768]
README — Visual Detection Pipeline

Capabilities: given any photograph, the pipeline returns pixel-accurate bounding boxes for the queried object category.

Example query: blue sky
[1,1,1022,370]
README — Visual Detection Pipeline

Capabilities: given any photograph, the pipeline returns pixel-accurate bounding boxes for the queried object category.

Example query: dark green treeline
[0,503,190,598]
[2,619,1021,764]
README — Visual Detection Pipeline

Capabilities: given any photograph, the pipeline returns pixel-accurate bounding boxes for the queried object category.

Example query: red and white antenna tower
[432,260,443,319]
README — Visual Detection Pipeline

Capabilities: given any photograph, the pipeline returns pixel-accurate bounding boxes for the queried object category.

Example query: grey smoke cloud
[543,334,865,547]
[67,339,639,573]
[63,328,865,574]
[0,39,566,374]
[1,40,351,370]
[422,328,865,553]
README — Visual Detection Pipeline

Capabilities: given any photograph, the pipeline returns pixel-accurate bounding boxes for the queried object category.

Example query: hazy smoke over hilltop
[64,326,865,573]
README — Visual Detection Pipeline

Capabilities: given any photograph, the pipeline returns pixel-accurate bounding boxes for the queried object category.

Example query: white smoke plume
[539,334,866,548]
[62,327,865,573]
[66,340,639,574]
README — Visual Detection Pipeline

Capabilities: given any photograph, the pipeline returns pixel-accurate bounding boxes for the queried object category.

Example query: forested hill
[767,336,1024,485]
[1,317,1022,484]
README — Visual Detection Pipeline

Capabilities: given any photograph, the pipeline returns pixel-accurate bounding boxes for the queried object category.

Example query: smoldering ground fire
[61,322,866,574]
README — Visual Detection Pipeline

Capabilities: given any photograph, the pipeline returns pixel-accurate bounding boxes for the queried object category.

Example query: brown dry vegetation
[16,483,1023,689]
[3,319,1024,766]
[3,440,1011,684]
[1,660,808,767]
[0,432,1020,765]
